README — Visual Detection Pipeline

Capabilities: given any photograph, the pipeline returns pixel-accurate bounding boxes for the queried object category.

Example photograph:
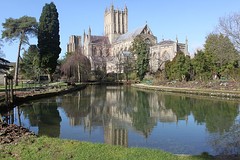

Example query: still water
[4,85,240,155]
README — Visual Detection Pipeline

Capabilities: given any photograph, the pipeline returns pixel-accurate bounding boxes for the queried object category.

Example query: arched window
[145,38,151,45]
[151,52,155,58]
[162,51,170,61]
[93,47,97,55]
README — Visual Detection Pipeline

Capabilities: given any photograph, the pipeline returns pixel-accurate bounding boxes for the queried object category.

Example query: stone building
[104,5,128,44]
[67,35,81,53]
[66,4,189,77]
[149,38,189,72]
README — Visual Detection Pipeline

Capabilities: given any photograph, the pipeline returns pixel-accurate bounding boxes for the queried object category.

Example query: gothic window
[162,51,170,61]
[153,52,156,59]
[106,48,110,56]
[93,47,97,56]
[145,38,151,45]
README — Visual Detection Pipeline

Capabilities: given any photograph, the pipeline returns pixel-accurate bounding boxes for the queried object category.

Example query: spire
[176,35,178,44]
[88,27,91,43]
[83,30,86,42]
[111,4,114,11]
[88,26,91,36]
[185,36,188,45]
[124,4,128,11]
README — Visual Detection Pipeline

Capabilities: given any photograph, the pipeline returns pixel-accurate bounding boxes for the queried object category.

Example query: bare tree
[218,12,240,50]
[61,50,90,82]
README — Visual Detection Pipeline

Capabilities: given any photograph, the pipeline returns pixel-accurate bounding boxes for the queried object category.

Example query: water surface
[4,85,240,155]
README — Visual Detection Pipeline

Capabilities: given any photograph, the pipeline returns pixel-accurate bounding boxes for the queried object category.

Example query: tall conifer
[38,2,61,81]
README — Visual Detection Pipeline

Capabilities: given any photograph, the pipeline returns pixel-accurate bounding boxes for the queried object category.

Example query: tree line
[129,12,240,82]
[165,33,239,82]
[1,5,240,84]
[1,2,61,86]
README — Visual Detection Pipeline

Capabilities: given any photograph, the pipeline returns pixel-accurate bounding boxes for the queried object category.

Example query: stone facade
[66,5,189,76]
[149,38,189,72]
[67,35,81,53]
[104,5,128,44]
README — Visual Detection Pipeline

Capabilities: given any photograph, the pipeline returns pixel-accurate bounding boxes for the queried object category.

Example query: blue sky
[1,0,240,62]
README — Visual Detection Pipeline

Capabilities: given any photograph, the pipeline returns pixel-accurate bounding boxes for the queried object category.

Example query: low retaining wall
[0,84,87,112]
[15,84,87,104]
[131,84,240,99]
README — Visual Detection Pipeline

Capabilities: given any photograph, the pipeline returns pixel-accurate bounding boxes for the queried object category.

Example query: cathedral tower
[104,5,128,44]
[67,35,82,53]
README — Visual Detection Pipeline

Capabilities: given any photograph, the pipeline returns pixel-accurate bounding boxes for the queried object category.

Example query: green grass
[0,136,213,160]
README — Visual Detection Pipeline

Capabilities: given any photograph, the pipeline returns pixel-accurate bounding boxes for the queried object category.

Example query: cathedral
[67,4,189,77]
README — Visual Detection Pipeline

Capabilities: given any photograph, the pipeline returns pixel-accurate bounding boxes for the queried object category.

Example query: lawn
[0,136,213,160]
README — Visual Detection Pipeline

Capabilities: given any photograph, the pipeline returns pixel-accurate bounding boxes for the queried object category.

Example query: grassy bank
[0,136,212,160]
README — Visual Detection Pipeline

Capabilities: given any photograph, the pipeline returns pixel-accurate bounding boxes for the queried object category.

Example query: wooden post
[10,78,14,103]
[4,74,8,104]
[8,78,10,103]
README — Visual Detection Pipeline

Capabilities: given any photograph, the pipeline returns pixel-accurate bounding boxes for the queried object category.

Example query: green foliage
[204,33,239,78]
[20,45,39,80]
[191,50,213,80]
[38,2,61,77]
[2,16,38,43]
[165,51,191,81]
[163,33,240,82]
[2,16,38,85]
[131,36,149,81]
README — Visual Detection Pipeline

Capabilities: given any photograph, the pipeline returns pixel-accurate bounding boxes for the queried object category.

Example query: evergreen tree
[20,45,39,80]
[204,33,239,79]
[131,36,149,81]
[2,16,38,85]
[38,2,61,81]
[165,51,191,81]
[192,50,213,80]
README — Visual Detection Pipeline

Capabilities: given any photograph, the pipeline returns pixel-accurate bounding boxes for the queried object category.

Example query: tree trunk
[77,63,81,82]
[48,73,52,82]
[14,39,23,86]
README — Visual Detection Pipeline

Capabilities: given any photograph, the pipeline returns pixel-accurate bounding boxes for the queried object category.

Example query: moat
[3,85,240,155]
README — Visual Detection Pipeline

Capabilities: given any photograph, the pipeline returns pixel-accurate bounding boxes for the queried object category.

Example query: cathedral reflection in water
[60,85,190,147]
[3,85,239,155]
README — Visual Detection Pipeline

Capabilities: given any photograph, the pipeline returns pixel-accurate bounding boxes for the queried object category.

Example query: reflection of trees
[164,95,192,120]
[204,102,238,133]
[164,94,238,133]
[60,91,91,126]
[21,99,61,137]
[16,86,240,153]
[210,124,240,155]
[132,90,156,138]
